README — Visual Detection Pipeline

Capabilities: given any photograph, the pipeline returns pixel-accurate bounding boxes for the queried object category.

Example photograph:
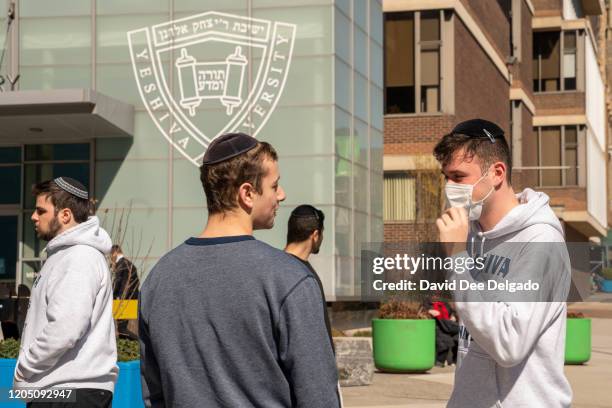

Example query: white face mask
[444,172,494,221]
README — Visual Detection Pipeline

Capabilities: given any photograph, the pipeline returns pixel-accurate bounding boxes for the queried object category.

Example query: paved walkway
[342,316,612,407]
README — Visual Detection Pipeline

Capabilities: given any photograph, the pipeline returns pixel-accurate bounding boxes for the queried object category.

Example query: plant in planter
[117,338,140,362]
[372,299,435,372]
[0,338,22,406]
[599,267,612,293]
[333,329,374,387]
[0,338,21,406]
[0,338,19,359]
[114,338,144,408]
[0,338,144,408]
[352,330,372,338]
[565,311,591,365]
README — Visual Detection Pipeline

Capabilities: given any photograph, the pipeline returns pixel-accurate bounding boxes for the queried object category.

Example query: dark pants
[117,319,129,336]
[117,320,138,340]
[435,319,459,365]
[27,388,112,408]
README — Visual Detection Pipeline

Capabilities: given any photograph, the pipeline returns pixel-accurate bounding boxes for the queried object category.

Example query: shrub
[0,338,139,362]
[351,330,372,337]
[117,338,140,362]
[0,338,20,359]
[378,299,430,319]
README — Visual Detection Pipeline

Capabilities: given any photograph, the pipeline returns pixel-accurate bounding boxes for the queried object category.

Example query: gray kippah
[54,177,88,200]
[202,132,258,165]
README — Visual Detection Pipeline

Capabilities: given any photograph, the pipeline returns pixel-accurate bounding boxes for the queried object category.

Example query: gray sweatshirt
[139,235,340,408]
[447,188,572,407]
[14,216,118,392]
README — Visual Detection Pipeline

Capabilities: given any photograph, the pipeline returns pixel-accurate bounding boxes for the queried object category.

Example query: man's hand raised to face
[436,207,469,255]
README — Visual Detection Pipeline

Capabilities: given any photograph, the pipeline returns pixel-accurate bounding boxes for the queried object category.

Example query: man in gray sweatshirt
[139,133,340,407]
[434,119,572,407]
[15,177,117,407]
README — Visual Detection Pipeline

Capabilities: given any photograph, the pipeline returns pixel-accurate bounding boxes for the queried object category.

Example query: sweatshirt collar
[185,235,255,246]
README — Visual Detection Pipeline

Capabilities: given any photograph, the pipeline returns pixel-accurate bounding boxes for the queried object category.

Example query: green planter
[565,318,591,365]
[372,318,435,372]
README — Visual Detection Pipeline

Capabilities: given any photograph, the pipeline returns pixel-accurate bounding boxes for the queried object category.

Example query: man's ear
[237,182,256,210]
[57,208,73,225]
[492,161,507,187]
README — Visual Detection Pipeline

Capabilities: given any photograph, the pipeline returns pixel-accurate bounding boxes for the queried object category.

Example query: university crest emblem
[128,12,296,165]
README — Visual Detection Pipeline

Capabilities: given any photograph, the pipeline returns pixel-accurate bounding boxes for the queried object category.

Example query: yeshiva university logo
[128,12,296,165]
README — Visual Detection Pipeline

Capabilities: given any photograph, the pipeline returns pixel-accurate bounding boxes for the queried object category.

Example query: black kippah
[54,177,88,200]
[202,132,258,165]
[451,119,504,143]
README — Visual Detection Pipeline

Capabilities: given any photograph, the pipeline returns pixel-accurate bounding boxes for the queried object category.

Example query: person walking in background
[139,133,340,407]
[110,245,139,339]
[423,293,459,367]
[284,204,333,350]
[14,177,117,408]
[111,245,139,301]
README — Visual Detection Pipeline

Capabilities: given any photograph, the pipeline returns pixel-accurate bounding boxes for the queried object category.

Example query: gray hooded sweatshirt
[14,216,118,392]
[447,188,572,408]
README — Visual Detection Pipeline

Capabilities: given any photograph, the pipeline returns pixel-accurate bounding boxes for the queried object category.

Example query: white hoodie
[447,189,572,407]
[14,216,118,392]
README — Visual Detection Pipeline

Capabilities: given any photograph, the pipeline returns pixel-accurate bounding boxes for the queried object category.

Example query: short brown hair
[433,133,512,183]
[199,142,278,214]
[31,180,92,223]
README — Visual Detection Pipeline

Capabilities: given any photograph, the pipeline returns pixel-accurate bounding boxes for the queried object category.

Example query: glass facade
[0,0,383,299]
[0,143,91,286]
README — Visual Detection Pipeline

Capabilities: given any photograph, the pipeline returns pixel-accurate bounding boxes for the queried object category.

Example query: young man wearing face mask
[14,178,117,407]
[434,119,572,407]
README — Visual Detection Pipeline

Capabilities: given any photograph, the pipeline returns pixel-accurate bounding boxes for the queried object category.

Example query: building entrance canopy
[0,89,133,143]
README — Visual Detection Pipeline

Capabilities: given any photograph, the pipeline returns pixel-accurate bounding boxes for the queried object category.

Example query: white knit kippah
[54,177,88,200]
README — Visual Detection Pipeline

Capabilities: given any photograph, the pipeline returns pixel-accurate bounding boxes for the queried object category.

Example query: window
[384,172,416,221]
[384,11,441,114]
[563,31,577,90]
[511,0,522,62]
[384,171,443,221]
[533,30,578,92]
[0,216,18,280]
[0,147,21,205]
[0,143,92,287]
[385,13,414,113]
[420,11,441,113]
[535,126,579,186]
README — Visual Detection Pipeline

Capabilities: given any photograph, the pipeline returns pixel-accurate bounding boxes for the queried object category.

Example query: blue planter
[114,360,144,408]
[0,359,22,407]
[0,359,143,408]
[601,279,612,293]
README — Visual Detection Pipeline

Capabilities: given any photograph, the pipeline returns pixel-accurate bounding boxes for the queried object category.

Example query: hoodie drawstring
[461,233,485,354]
[479,235,486,256]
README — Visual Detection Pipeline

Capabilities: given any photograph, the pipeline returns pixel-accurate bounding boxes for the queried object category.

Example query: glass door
[0,215,18,282]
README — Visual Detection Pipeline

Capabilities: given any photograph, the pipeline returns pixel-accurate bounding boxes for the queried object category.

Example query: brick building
[382,0,610,243]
